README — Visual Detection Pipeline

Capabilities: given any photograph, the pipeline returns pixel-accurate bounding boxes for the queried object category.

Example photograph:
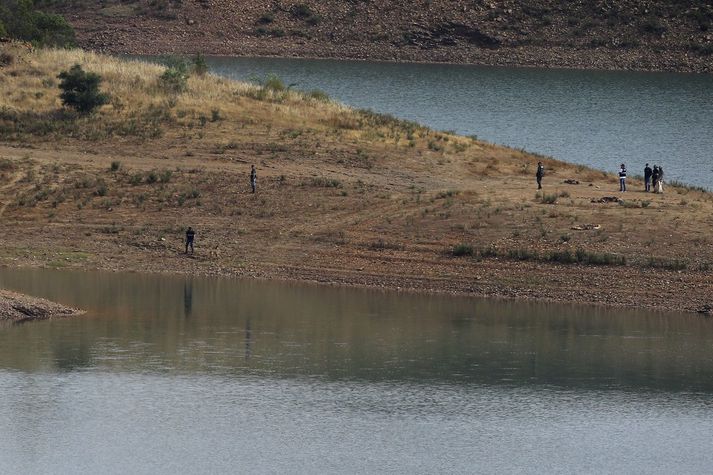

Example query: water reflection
[183,280,193,318]
[1,268,712,392]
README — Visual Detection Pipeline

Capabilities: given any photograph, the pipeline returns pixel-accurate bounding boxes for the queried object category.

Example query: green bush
[291,4,313,19]
[191,53,209,76]
[257,12,274,24]
[263,74,286,91]
[159,62,189,94]
[452,243,474,257]
[57,64,109,113]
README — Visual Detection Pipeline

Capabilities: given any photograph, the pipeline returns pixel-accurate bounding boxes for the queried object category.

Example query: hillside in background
[48,0,713,72]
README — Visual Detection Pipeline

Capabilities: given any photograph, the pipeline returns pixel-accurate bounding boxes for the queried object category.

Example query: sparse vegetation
[0,45,711,315]
[452,243,474,257]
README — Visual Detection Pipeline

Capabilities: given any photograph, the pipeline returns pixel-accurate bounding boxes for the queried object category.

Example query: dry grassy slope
[55,0,713,71]
[1,45,712,313]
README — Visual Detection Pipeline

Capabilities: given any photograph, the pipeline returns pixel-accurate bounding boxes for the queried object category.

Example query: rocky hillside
[52,0,713,72]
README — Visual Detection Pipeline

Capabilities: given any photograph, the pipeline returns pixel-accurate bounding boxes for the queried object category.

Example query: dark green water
[1,268,712,473]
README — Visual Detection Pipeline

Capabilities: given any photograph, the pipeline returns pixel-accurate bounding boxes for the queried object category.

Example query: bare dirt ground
[2,139,711,315]
[1,47,712,316]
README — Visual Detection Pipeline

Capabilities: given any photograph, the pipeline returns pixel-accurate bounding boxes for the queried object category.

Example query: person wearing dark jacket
[250,165,257,193]
[536,162,544,189]
[644,163,652,192]
[652,166,660,193]
[185,227,195,254]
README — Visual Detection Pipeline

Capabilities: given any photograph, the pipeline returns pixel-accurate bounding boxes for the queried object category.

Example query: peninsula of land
[54,0,713,73]
[0,289,83,322]
[1,45,712,316]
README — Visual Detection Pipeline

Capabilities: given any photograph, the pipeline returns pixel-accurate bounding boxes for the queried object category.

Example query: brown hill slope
[54,0,713,72]
[1,46,712,314]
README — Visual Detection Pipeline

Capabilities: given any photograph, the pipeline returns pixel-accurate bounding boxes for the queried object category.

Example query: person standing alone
[644,163,652,192]
[619,163,627,192]
[250,165,257,194]
[536,162,544,190]
[185,226,195,254]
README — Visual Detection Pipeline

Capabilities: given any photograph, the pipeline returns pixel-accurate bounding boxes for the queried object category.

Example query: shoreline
[3,248,712,317]
[123,50,713,76]
[1,47,711,319]
[102,43,713,75]
[0,289,84,322]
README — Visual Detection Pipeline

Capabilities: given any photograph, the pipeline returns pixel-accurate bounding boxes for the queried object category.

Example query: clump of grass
[95,183,107,196]
[547,249,626,266]
[479,245,499,258]
[619,200,642,208]
[308,90,330,102]
[0,158,16,171]
[369,239,405,251]
[129,173,143,185]
[508,248,539,261]
[110,160,121,171]
[306,177,342,188]
[436,190,460,199]
[668,180,709,193]
[452,243,474,257]
[159,169,173,183]
[646,257,687,271]
[538,192,558,204]
[291,3,321,25]
[257,12,274,24]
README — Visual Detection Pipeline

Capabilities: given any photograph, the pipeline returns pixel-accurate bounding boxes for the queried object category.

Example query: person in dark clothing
[250,165,257,193]
[618,163,627,192]
[185,227,195,254]
[657,166,664,193]
[644,163,652,192]
[652,166,660,193]
[536,162,544,189]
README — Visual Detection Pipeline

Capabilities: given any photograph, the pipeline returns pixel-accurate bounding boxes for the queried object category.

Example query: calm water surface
[195,56,713,190]
[1,268,713,473]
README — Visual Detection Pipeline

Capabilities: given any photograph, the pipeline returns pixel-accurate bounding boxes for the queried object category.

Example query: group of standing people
[643,163,664,193]
[537,161,665,194]
[616,163,665,193]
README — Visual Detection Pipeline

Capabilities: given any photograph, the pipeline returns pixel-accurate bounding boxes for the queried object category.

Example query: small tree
[57,64,109,113]
[191,53,208,77]
[159,59,189,94]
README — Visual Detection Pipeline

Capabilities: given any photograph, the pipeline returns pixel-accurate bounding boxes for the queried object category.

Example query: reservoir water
[196,56,713,190]
[1,268,713,473]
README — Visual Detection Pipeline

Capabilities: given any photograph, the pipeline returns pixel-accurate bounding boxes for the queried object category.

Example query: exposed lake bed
[1,47,712,317]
